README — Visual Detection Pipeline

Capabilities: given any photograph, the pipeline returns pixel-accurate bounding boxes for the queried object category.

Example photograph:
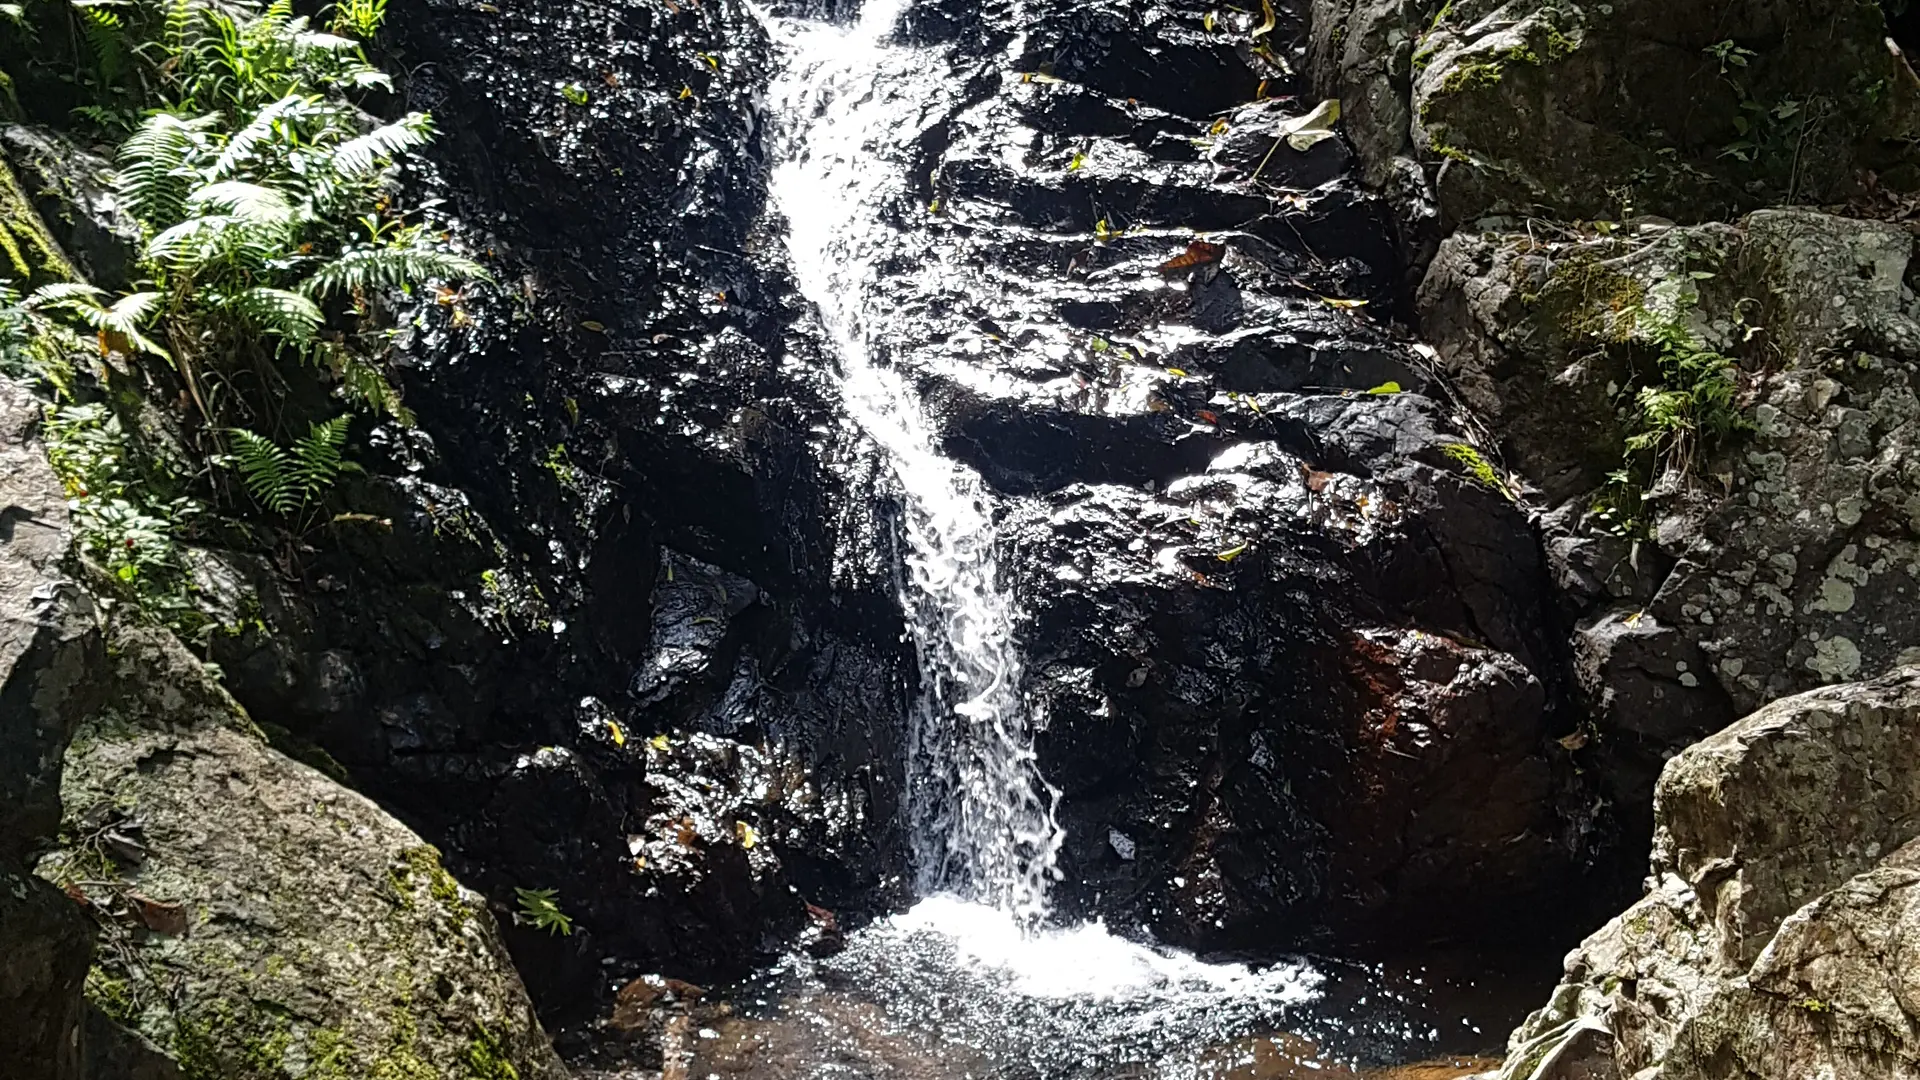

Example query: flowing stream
[693,4,1516,1077]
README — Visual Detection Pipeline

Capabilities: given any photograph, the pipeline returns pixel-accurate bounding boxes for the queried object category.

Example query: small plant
[1623,314,1745,483]
[1442,442,1513,500]
[229,415,355,517]
[513,887,573,936]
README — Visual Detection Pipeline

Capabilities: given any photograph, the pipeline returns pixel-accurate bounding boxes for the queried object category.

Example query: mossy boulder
[38,626,565,1080]
[1317,0,1920,226]
[1486,668,1920,1080]
[1411,0,1920,223]
[1419,209,1920,856]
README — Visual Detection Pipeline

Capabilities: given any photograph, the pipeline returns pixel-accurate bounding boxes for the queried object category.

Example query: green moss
[85,969,139,1026]
[467,1024,523,1080]
[1439,60,1505,95]
[1516,248,1647,342]
[370,1010,437,1080]
[390,844,471,931]
[0,156,75,286]
[1442,443,1514,499]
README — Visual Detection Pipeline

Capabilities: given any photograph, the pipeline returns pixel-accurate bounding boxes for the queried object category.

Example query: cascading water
[665,4,1528,1076]
[767,0,1063,922]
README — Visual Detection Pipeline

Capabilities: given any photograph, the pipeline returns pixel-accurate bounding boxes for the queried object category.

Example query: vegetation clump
[0,0,485,626]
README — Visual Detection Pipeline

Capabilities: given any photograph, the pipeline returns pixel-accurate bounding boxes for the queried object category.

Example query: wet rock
[36,624,564,1080]
[0,125,143,292]
[1485,667,1920,1080]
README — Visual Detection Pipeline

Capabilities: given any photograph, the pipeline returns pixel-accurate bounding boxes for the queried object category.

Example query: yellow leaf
[1167,367,1189,378]
[1022,71,1065,84]
[1217,542,1249,562]
[734,821,758,849]
[678,85,693,100]
[1203,10,1216,31]
[1367,381,1401,394]
[1625,611,1646,627]
[649,734,670,751]
[699,52,719,69]
[1252,0,1276,38]
[607,720,626,746]
[1210,117,1230,135]
[1320,296,1369,309]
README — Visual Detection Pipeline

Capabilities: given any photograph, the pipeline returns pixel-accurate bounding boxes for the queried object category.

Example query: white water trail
[759,1,1324,1035]
[767,0,1063,923]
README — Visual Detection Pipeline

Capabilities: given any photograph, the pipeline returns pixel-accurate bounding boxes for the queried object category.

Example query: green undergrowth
[1518,247,1750,536]
[0,0,486,631]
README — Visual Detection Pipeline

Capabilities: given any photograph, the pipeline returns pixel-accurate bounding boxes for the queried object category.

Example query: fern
[328,113,432,179]
[514,888,574,936]
[229,414,351,514]
[23,283,171,359]
[306,243,490,298]
[224,286,321,344]
[117,112,217,222]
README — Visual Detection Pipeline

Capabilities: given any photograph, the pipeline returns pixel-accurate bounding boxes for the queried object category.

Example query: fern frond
[327,112,432,179]
[224,286,321,344]
[146,212,292,267]
[117,112,216,223]
[229,426,297,513]
[291,413,350,504]
[23,282,109,310]
[187,179,296,223]
[210,94,307,179]
[102,291,172,359]
[323,345,414,425]
[304,244,489,298]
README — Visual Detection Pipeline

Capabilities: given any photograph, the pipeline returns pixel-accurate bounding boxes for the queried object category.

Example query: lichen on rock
[38,625,564,1080]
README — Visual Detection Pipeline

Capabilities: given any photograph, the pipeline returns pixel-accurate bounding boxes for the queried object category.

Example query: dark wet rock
[1486,667,1920,1080]
[0,378,100,1080]
[1313,0,1920,227]
[716,0,1614,951]
[0,126,142,293]
[39,624,566,1080]
[135,0,927,1021]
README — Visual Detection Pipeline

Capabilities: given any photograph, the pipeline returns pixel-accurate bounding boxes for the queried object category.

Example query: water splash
[767,0,1062,921]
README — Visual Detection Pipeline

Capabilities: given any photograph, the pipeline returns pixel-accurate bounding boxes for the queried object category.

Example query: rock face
[1417,209,1920,849]
[726,0,1610,949]
[37,625,565,1080]
[170,0,919,1017]
[0,378,101,1080]
[1486,668,1920,1080]
[1312,0,1920,228]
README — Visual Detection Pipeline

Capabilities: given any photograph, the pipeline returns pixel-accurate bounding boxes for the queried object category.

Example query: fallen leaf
[675,818,698,847]
[580,320,606,332]
[1197,409,1220,424]
[607,720,626,746]
[1298,462,1334,492]
[649,733,671,752]
[1159,240,1225,275]
[1166,367,1189,378]
[129,893,188,936]
[1320,296,1369,309]
[734,821,758,849]
[1367,380,1401,394]
[1252,0,1276,37]
[1216,542,1249,562]
[1210,117,1230,135]
[1558,731,1590,751]
[1203,9,1216,31]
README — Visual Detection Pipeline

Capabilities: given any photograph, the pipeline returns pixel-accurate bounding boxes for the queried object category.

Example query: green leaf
[1216,542,1249,562]
[1367,381,1401,395]
[559,82,590,105]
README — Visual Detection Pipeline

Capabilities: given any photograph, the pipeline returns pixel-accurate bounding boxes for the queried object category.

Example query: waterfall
[766,0,1064,922]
